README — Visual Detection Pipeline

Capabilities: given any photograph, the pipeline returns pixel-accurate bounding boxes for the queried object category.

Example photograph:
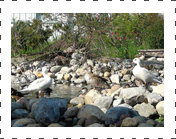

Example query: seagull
[84,66,109,89]
[132,58,161,88]
[20,66,52,98]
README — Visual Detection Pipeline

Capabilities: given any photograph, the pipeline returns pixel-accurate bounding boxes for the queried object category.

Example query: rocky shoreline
[11,49,164,127]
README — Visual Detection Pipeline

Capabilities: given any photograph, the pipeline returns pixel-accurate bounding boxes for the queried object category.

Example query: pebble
[156,101,164,116]
[121,117,140,127]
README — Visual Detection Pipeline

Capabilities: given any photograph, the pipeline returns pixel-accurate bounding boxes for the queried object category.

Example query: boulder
[50,66,62,73]
[152,84,164,97]
[11,102,23,112]
[147,93,162,105]
[64,106,79,119]
[94,96,113,109]
[85,90,102,105]
[121,117,140,127]
[70,97,85,105]
[110,74,120,84]
[13,118,36,127]
[156,101,164,116]
[11,109,29,119]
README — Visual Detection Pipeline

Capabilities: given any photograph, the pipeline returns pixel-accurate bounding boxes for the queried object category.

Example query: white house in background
[11,13,69,40]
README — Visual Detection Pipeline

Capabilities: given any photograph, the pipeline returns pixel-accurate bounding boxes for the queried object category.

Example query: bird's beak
[132,62,134,64]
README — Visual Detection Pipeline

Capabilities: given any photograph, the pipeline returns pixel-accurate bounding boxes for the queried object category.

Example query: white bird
[20,66,52,97]
[132,58,161,88]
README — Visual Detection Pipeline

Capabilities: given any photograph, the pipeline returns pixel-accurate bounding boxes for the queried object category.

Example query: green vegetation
[155,116,164,123]
[11,13,164,59]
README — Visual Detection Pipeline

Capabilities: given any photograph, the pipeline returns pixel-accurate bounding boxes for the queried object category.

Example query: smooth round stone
[121,117,140,127]
[156,101,164,116]
[87,123,105,127]
[70,97,85,105]
[11,102,23,112]
[13,118,36,127]
[12,109,29,119]
[133,116,148,123]
[48,123,63,127]
[64,106,79,118]
[85,115,99,127]
[146,119,156,126]
[77,117,86,126]
[138,123,153,127]
[26,124,43,127]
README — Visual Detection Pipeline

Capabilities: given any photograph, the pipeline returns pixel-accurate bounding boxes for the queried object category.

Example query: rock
[70,59,79,66]
[17,97,29,108]
[55,73,64,81]
[110,87,123,98]
[72,53,81,60]
[119,87,146,106]
[76,103,84,109]
[104,72,111,77]
[105,107,139,125]
[77,104,105,121]
[85,90,102,105]
[76,68,86,76]
[11,75,17,83]
[156,123,164,127]
[134,103,157,118]
[147,57,156,61]
[74,77,85,84]
[101,108,107,114]
[13,118,36,127]
[54,55,69,65]
[110,74,120,84]
[147,93,162,105]
[26,124,43,127]
[113,98,123,107]
[146,119,156,126]
[87,59,94,67]
[26,74,36,82]
[121,68,131,75]
[110,85,121,94]
[152,84,164,97]
[94,96,113,109]
[157,58,164,61]
[87,123,105,127]
[50,98,68,116]
[85,115,99,127]
[77,117,86,126]
[156,101,164,116]
[139,55,145,60]
[64,106,79,118]
[11,109,29,119]
[70,97,85,105]
[34,98,60,126]
[118,104,133,109]
[48,123,63,127]
[133,116,148,123]
[27,99,38,111]
[138,123,153,127]
[50,66,62,73]
[71,65,79,72]
[121,117,139,127]
[64,74,72,81]
[123,74,131,81]
[60,67,71,74]
[11,102,23,112]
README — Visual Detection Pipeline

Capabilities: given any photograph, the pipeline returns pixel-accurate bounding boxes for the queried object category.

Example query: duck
[132,58,161,88]
[84,66,109,88]
[19,66,52,98]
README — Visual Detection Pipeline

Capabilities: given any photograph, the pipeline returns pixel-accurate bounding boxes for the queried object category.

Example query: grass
[11,40,56,57]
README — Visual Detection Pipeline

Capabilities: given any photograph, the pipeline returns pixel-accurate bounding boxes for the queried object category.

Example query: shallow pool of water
[11,84,91,100]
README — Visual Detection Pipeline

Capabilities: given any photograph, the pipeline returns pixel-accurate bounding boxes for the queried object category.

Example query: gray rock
[146,119,156,126]
[55,73,64,81]
[11,119,19,127]
[133,116,148,123]
[12,109,29,119]
[156,101,164,116]
[118,104,133,109]
[72,53,81,60]
[113,98,123,107]
[121,117,140,127]
[138,123,153,127]
[13,118,36,127]
[34,98,60,126]
[134,103,157,118]
[85,90,102,105]
[74,77,85,84]
[26,124,43,127]
[76,68,86,76]
[87,59,94,67]
[70,97,85,105]
[105,107,139,125]
[27,99,38,111]
[11,102,23,112]
[64,106,79,118]
[123,74,131,81]
[50,98,68,116]
[147,93,162,105]
[119,87,146,106]
[87,123,105,127]
[50,66,62,73]
[60,67,72,74]
[94,96,113,109]
[152,84,164,97]
[70,59,79,66]
[110,74,120,84]
[77,117,86,126]
[77,104,105,121]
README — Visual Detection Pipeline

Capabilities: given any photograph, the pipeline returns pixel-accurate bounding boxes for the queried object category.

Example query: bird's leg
[36,92,39,98]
